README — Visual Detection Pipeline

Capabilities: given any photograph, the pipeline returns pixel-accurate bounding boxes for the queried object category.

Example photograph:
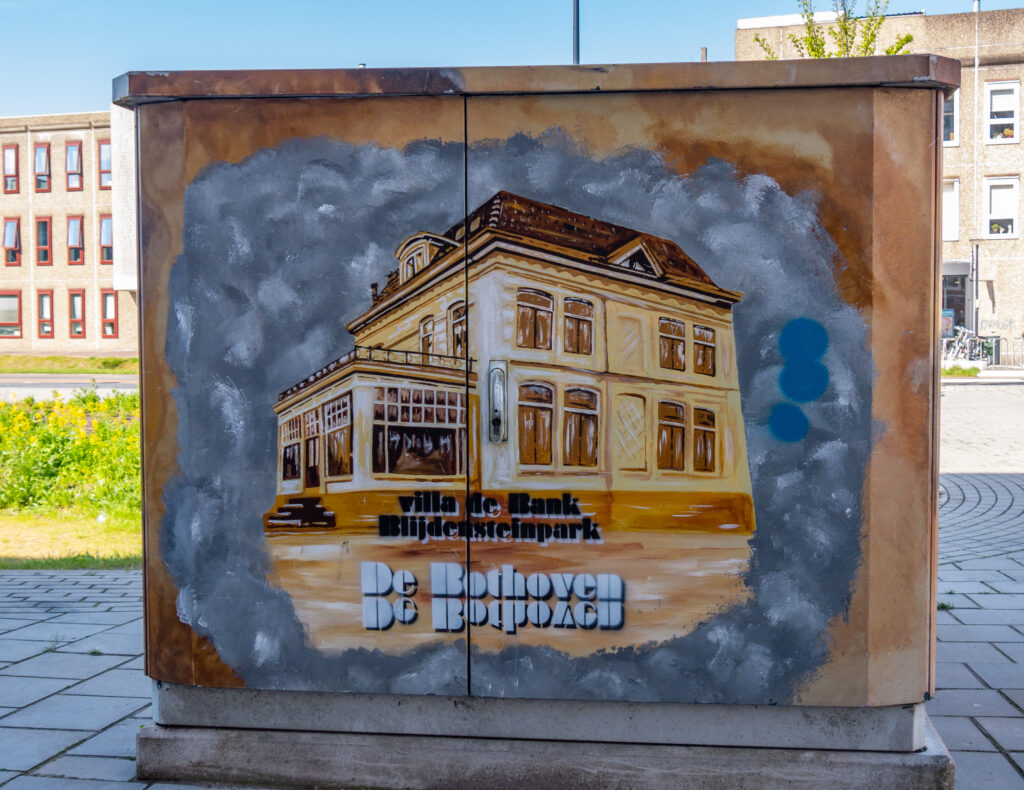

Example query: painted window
[68,289,85,338]
[98,140,112,188]
[658,318,685,371]
[943,89,959,147]
[65,141,83,190]
[36,217,51,265]
[419,316,433,356]
[67,216,84,263]
[449,302,467,358]
[0,291,21,338]
[33,143,50,192]
[563,297,593,355]
[37,290,53,338]
[303,408,322,489]
[372,386,466,476]
[694,408,716,472]
[281,416,302,480]
[657,401,686,471]
[324,393,353,477]
[3,145,18,193]
[101,290,118,338]
[694,325,716,376]
[100,216,113,264]
[518,383,553,466]
[3,218,20,265]
[516,289,553,349]
[986,82,1019,143]
[563,388,598,467]
[942,181,960,242]
[985,177,1019,237]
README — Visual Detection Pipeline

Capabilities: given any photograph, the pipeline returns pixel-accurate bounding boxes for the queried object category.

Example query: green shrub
[941,366,980,377]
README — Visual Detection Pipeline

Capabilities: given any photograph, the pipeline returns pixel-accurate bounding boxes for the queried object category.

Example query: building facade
[737,7,1024,359]
[0,111,137,354]
[265,192,754,535]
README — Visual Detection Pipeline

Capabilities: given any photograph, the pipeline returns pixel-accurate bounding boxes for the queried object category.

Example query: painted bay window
[986,82,1019,143]
[97,140,112,188]
[372,386,466,476]
[37,290,53,338]
[518,383,553,466]
[100,216,113,264]
[516,288,553,349]
[101,290,118,338]
[985,177,1019,237]
[563,388,598,467]
[942,181,960,242]
[563,297,593,355]
[657,401,686,471]
[281,417,302,481]
[3,219,20,265]
[658,318,685,371]
[0,291,21,338]
[33,143,50,192]
[65,141,82,190]
[303,408,322,489]
[694,325,716,376]
[67,216,84,263]
[324,393,353,477]
[943,89,959,146]
[68,290,85,338]
[449,302,467,358]
[694,408,716,472]
[36,218,51,264]
[3,145,18,193]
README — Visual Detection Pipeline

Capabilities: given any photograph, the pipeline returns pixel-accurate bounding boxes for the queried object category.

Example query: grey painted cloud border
[160,131,871,703]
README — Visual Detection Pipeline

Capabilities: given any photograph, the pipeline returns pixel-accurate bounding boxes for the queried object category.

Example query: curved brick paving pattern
[939,474,1024,565]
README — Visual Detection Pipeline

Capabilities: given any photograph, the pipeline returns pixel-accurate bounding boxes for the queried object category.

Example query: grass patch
[0,553,142,570]
[937,601,954,610]
[941,365,980,377]
[0,355,138,375]
[0,510,141,569]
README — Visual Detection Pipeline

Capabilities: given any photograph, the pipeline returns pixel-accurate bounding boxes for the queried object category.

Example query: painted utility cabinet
[116,57,958,781]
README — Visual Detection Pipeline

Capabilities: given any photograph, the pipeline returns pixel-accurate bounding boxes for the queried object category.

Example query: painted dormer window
[395,233,456,284]
[610,240,658,276]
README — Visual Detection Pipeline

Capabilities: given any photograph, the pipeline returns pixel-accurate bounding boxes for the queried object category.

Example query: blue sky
[0,0,1018,116]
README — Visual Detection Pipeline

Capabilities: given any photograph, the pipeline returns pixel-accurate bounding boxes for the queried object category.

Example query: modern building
[737,7,1024,360]
[264,192,755,536]
[0,110,137,354]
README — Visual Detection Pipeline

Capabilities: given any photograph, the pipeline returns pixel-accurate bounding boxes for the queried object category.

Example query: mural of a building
[264,192,754,536]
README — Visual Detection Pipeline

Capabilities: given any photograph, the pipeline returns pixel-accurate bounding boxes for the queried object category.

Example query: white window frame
[942,179,960,242]
[943,89,959,147]
[984,176,1019,238]
[985,82,1019,144]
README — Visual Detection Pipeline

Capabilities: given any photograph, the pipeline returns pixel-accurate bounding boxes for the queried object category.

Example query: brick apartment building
[737,7,1024,360]
[0,110,137,355]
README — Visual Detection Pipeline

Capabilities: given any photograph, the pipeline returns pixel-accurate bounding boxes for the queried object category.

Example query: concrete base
[137,717,954,790]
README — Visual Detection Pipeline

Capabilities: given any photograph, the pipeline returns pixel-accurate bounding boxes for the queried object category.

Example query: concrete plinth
[137,717,954,790]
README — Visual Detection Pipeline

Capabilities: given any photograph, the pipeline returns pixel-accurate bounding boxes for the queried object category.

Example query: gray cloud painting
[162,130,871,703]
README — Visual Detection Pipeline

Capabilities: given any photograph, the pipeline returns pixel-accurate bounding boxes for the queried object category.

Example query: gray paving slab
[979,717,1024,752]
[0,677,74,708]
[926,689,1021,717]
[0,641,48,663]
[65,670,150,699]
[936,662,985,689]
[45,613,138,626]
[970,594,1024,609]
[57,633,141,656]
[0,620,43,634]
[951,751,1024,789]
[972,664,1024,690]
[939,624,1024,642]
[930,716,997,750]
[937,593,980,609]
[33,755,137,781]
[117,657,143,671]
[68,720,147,759]
[936,641,1014,664]
[2,694,146,731]
[0,728,87,771]
[0,651,126,680]
[940,581,998,594]
[1,623,110,643]
[995,643,1024,663]
[1,777,146,789]
[0,770,18,785]
[952,609,1024,625]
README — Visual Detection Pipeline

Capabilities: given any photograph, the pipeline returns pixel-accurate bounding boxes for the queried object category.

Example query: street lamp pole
[573,0,580,65]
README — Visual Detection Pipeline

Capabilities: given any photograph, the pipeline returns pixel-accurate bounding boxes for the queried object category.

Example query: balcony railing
[278,345,473,401]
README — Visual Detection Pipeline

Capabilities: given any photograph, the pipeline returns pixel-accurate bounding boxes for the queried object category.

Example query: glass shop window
[324,393,353,477]
[372,386,466,476]
[280,416,302,481]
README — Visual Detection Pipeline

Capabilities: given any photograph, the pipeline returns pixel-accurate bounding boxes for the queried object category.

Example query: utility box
[116,57,957,788]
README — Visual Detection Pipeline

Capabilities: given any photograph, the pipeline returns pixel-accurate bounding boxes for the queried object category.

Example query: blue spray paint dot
[779,360,829,403]
[769,403,809,442]
[779,318,829,362]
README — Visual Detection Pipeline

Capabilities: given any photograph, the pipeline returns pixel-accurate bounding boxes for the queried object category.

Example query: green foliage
[0,355,138,375]
[755,0,912,60]
[942,366,981,377]
[0,552,142,570]
[0,390,141,521]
